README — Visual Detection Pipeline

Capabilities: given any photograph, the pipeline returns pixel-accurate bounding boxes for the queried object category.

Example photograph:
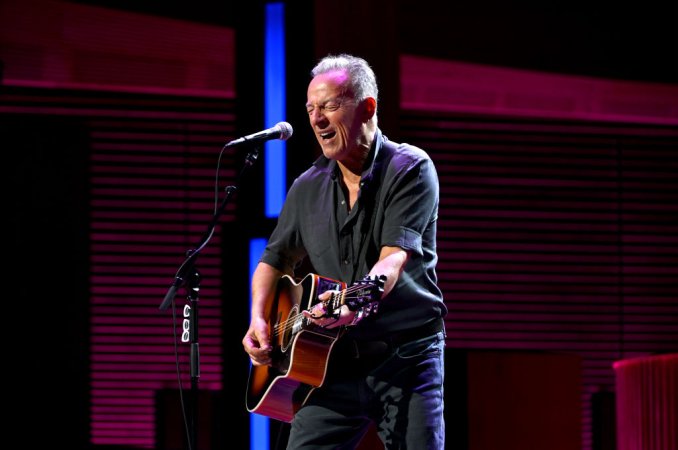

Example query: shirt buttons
[343,259,350,265]
[341,200,345,205]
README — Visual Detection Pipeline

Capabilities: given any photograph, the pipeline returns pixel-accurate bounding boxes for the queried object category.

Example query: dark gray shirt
[261,129,446,339]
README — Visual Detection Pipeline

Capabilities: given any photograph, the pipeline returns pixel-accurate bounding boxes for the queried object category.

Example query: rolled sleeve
[382,225,423,255]
[380,156,439,256]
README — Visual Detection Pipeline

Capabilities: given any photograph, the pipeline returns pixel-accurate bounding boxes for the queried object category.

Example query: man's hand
[302,290,356,329]
[242,316,272,366]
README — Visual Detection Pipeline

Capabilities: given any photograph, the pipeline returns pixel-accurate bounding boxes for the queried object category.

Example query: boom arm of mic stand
[159,143,258,311]
[158,184,236,311]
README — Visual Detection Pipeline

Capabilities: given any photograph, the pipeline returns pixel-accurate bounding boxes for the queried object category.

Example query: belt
[338,318,444,359]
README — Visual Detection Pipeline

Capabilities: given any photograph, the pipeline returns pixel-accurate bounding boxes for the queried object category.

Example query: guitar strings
[271,295,372,337]
[271,284,378,337]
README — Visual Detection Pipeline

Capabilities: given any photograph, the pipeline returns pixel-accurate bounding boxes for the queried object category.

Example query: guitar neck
[328,275,386,312]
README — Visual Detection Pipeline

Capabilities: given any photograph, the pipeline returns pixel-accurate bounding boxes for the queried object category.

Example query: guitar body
[246,273,346,423]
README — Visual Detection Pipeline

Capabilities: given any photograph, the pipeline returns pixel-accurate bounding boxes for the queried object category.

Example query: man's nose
[309,108,327,125]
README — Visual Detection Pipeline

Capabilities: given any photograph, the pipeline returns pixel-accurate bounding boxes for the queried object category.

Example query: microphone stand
[159,143,261,450]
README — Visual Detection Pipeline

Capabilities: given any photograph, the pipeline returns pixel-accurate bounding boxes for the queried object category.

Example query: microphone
[225,121,293,147]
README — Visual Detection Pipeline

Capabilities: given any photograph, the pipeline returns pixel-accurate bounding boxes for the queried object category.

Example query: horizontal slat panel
[87,93,234,447]
[401,109,678,450]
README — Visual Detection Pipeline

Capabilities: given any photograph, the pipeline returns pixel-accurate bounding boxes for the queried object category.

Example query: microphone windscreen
[276,122,293,141]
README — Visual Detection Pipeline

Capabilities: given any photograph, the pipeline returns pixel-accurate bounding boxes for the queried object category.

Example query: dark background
[73,0,678,84]
[5,1,677,449]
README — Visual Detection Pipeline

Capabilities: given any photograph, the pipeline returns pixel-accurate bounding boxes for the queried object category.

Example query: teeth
[320,132,331,138]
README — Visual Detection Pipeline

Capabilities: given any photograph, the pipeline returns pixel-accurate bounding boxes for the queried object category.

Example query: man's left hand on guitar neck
[302,291,354,329]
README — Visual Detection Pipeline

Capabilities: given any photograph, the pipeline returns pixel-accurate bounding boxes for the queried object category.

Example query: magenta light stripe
[89,274,223,284]
[91,355,224,363]
[92,439,153,446]
[91,176,231,187]
[90,138,232,147]
[90,270,224,280]
[89,236,223,247]
[91,405,155,411]
[91,306,222,315]
[4,78,236,98]
[89,397,156,405]
[89,286,186,296]
[90,390,158,397]
[90,373,221,382]
[92,433,154,439]
[90,267,223,277]
[0,104,234,120]
[90,336,222,345]
[90,348,223,357]
[90,152,197,161]
[400,55,678,125]
[90,166,225,176]
[89,130,236,140]
[90,188,222,198]
[90,325,222,334]
[89,244,206,254]
[90,317,223,327]
[90,246,224,257]
[90,210,227,221]
[89,198,217,208]
[92,414,154,422]
[91,366,223,375]
[91,310,223,318]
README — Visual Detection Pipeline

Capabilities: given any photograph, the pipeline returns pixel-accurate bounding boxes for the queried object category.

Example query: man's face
[306,70,364,162]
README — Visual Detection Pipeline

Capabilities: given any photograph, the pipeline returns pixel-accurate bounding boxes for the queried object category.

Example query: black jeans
[286,331,446,450]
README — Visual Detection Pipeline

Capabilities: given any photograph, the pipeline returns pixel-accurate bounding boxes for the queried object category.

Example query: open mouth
[320,131,336,141]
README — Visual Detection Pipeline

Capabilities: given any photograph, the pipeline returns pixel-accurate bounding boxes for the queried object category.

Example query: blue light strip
[251,4,285,447]
[249,238,270,449]
[264,2,287,218]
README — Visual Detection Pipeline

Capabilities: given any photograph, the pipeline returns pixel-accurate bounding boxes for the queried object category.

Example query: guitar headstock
[344,274,386,311]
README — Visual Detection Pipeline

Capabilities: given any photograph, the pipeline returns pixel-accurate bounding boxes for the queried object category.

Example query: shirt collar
[312,128,384,185]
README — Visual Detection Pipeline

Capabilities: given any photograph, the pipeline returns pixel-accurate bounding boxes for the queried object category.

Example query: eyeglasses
[306,97,354,116]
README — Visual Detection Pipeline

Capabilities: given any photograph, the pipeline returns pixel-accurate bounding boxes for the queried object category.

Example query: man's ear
[363,97,377,121]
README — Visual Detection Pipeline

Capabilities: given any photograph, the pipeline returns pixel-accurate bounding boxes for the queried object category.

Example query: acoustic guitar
[246,272,385,422]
